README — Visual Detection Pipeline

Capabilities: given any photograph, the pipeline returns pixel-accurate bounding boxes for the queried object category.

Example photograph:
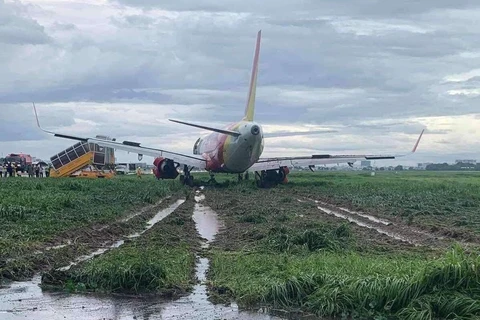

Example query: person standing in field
[136,166,142,178]
[41,166,46,178]
[11,162,16,177]
[35,165,40,178]
[0,163,3,178]
[28,165,34,178]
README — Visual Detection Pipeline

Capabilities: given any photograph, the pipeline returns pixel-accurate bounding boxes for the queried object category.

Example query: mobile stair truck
[49,135,116,178]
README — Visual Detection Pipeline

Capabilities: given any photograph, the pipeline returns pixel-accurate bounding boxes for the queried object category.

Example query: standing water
[156,191,281,319]
[0,195,283,320]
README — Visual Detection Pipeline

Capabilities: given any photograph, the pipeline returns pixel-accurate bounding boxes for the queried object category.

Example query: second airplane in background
[34,30,424,187]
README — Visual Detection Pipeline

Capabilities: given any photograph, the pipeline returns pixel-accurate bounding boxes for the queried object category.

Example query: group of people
[0,163,49,178]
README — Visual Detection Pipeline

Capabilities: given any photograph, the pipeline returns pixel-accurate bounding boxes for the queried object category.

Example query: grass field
[288,171,480,241]
[0,175,184,279]
[203,170,480,319]
[1,171,480,319]
[42,199,198,296]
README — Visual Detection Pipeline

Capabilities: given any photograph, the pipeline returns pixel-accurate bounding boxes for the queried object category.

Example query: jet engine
[153,157,179,179]
[278,166,290,184]
[256,166,290,188]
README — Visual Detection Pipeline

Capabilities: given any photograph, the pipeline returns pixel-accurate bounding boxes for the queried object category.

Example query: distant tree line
[425,162,480,171]
[359,162,480,171]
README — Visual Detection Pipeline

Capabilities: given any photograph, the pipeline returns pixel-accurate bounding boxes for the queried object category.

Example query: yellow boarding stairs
[49,136,116,178]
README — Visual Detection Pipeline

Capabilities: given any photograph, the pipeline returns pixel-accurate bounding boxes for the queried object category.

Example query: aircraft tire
[187,176,194,187]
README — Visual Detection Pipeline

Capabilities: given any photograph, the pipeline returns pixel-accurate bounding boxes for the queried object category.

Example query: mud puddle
[337,206,392,225]
[0,274,278,320]
[120,197,169,223]
[151,191,280,319]
[0,195,281,320]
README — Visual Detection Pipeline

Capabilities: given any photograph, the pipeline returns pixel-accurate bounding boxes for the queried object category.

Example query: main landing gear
[207,173,217,185]
[237,171,250,182]
[179,165,194,187]
[254,167,290,188]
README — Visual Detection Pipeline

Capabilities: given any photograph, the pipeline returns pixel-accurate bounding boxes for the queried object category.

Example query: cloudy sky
[1,0,480,167]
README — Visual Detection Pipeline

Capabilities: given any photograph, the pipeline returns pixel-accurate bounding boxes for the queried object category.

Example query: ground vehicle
[115,165,128,175]
[48,139,116,178]
[4,153,33,172]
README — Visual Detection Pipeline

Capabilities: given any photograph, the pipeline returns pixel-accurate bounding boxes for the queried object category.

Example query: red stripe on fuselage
[201,123,236,171]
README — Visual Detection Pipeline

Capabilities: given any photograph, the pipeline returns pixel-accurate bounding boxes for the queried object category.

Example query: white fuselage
[193,121,264,173]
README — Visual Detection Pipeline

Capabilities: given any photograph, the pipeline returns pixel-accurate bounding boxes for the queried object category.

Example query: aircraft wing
[33,104,206,169]
[87,138,206,169]
[263,129,337,138]
[248,130,424,171]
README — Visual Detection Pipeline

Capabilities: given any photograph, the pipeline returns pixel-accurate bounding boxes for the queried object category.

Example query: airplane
[33,30,424,188]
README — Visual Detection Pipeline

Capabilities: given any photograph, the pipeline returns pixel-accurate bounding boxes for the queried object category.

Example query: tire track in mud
[0,197,193,320]
[156,189,280,320]
[57,198,186,272]
[0,190,282,320]
[0,196,180,281]
[298,197,449,248]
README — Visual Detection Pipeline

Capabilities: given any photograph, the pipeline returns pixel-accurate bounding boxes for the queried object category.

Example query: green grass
[4,170,480,317]
[61,245,195,294]
[287,171,480,216]
[283,171,480,237]
[0,176,183,258]
[205,171,480,319]
[209,246,480,319]
[42,199,198,295]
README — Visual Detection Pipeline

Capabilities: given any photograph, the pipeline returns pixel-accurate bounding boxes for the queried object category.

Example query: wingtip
[32,102,41,128]
[412,129,425,153]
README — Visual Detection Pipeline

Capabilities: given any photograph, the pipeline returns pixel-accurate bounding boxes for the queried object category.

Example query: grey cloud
[52,21,76,31]
[113,0,480,17]
[114,15,156,28]
[0,0,51,45]
[438,139,453,145]
[1,0,475,123]
[0,105,74,142]
[0,0,479,163]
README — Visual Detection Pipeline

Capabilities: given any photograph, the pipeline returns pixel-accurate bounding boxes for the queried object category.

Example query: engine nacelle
[261,166,290,186]
[279,166,290,184]
[153,157,179,180]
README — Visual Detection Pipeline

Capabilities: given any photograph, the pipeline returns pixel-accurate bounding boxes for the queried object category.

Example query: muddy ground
[0,188,282,319]
[202,183,480,316]
[1,178,479,319]
[0,195,181,281]
[204,186,445,255]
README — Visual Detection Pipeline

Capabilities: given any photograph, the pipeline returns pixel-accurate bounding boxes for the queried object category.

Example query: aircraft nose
[251,125,260,135]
